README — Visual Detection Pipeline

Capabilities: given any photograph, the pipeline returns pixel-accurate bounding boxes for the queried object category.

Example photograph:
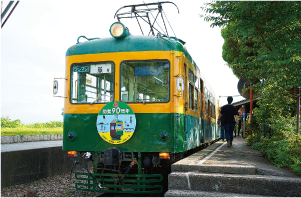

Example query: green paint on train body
[66,35,198,70]
[63,113,217,153]
[63,113,176,152]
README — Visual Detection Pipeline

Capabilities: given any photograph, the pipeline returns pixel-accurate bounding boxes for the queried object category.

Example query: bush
[26,121,63,128]
[1,117,63,129]
[1,117,21,128]
[247,117,301,176]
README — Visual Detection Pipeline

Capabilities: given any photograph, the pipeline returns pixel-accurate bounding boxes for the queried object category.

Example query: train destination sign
[96,101,136,144]
[73,66,89,72]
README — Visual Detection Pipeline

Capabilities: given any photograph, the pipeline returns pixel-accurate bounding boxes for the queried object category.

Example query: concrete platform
[1,140,62,152]
[166,136,301,197]
[167,172,301,197]
[1,140,79,188]
[165,189,269,197]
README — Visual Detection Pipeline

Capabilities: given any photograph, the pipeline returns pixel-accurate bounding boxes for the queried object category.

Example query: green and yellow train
[58,2,220,194]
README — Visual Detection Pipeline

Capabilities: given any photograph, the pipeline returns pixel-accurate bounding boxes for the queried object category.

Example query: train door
[200,79,204,143]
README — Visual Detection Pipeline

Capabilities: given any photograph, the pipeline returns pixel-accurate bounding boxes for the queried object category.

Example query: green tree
[201,1,301,175]
[201,1,301,125]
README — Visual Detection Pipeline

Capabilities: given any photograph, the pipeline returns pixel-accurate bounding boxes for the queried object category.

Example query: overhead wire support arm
[143,0,166,35]
[114,1,179,37]
[114,1,179,18]
[159,4,169,37]
[134,11,144,35]
[148,11,161,36]
[136,14,164,35]
[146,12,155,36]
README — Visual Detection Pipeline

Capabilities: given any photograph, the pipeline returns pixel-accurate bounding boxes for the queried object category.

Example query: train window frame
[69,61,115,105]
[119,59,170,104]
[200,79,203,115]
[204,87,208,115]
[188,68,199,112]
[208,100,212,118]
[189,83,194,110]
[188,69,195,84]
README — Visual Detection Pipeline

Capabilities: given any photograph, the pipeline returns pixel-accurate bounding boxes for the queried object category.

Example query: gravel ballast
[1,169,103,197]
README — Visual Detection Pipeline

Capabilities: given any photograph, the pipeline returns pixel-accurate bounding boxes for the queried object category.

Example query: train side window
[189,83,194,109]
[70,62,115,104]
[188,68,199,111]
[206,100,209,115]
[208,101,211,117]
[194,88,198,110]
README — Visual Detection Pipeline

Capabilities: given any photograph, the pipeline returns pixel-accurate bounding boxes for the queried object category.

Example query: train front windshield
[70,62,115,104]
[120,60,170,103]
[70,60,169,104]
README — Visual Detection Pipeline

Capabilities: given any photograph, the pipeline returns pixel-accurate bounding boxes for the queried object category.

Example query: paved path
[1,140,62,152]
[198,136,299,178]
[167,136,301,197]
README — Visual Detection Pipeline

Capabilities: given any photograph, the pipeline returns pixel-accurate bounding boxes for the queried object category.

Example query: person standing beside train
[219,96,239,148]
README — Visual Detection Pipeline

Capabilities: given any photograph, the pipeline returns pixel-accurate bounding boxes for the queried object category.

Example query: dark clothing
[225,124,235,142]
[221,104,239,124]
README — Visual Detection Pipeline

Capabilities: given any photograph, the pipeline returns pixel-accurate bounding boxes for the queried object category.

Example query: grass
[1,117,63,136]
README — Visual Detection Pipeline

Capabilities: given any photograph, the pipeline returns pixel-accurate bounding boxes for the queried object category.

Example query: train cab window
[70,62,115,104]
[120,60,170,103]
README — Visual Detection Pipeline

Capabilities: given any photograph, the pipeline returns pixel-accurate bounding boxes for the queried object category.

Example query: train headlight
[68,131,77,142]
[110,22,129,39]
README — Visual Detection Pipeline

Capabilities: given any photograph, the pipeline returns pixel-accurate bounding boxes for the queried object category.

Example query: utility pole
[249,87,253,136]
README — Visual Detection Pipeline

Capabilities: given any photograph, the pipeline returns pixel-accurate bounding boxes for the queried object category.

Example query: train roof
[66,35,199,70]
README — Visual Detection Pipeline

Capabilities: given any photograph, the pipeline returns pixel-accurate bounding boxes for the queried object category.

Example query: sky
[1,0,245,124]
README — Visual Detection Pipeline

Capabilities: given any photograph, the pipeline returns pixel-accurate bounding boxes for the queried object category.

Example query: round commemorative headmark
[96,101,136,144]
